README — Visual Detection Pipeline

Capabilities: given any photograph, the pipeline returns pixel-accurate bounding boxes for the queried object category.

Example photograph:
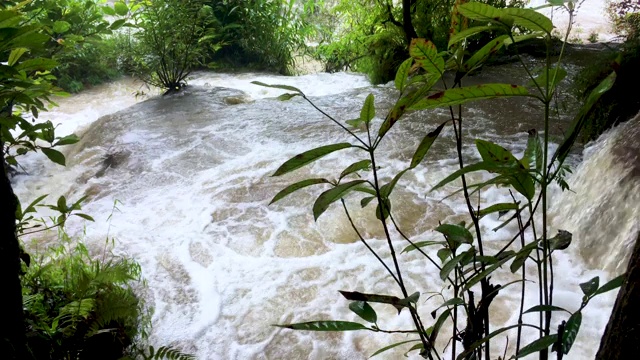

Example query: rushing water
[12,67,636,359]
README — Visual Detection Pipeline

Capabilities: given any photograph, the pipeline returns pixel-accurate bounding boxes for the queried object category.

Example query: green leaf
[410,84,530,110]
[349,301,377,323]
[360,94,375,124]
[270,178,329,204]
[276,93,300,101]
[502,8,553,34]
[8,47,27,66]
[275,321,367,331]
[456,324,521,360]
[530,66,568,91]
[346,118,363,128]
[476,139,519,165]
[561,311,581,354]
[437,248,452,263]
[435,224,473,247]
[448,25,498,48]
[340,160,371,179]
[523,129,543,172]
[102,6,116,16]
[402,240,445,254]
[431,162,501,192]
[339,290,417,314]
[375,197,391,220]
[477,202,518,217]
[75,213,95,222]
[440,252,468,280]
[41,148,65,166]
[113,2,129,16]
[548,230,572,251]
[523,305,570,314]
[510,241,538,273]
[54,134,80,146]
[394,58,413,91]
[369,339,420,358]
[378,86,431,137]
[109,19,127,31]
[15,58,58,72]
[504,31,546,46]
[251,81,302,94]
[410,121,446,168]
[272,143,352,176]
[463,35,509,72]
[579,277,599,297]
[430,308,451,343]
[593,274,625,296]
[380,169,408,198]
[52,21,71,34]
[409,38,444,76]
[361,196,375,208]
[555,70,617,165]
[516,334,558,358]
[313,180,367,220]
[457,2,513,26]
[475,139,534,199]
[462,254,513,292]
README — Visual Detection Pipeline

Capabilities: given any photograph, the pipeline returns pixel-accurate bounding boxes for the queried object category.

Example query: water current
[11,65,637,359]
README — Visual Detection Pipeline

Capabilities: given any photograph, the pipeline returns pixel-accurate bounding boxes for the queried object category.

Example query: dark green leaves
[593,274,624,296]
[349,301,377,323]
[548,230,572,251]
[339,290,419,314]
[276,321,367,331]
[560,311,582,354]
[313,180,366,220]
[270,178,329,205]
[579,277,599,297]
[410,121,446,169]
[340,160,371,179]
[251,81,302,94]
[457,2,513,26]
[410,84,530,110]
[523,305,570,314]
[272,143,352,176]
[360,94,375,124]
[370,339,420,358]
[41,148,65,166]
[516,334,558,358]
[435,223,473,247]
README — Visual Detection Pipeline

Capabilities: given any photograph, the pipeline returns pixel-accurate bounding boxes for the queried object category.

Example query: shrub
[22,232,148,360]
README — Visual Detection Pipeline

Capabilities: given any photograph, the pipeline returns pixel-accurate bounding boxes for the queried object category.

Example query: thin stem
[303,95,368,147]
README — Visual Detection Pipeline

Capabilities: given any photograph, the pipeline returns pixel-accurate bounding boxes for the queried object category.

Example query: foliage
[607,0,640,37]
[125,0,219,92]
[22,231,147,360]
[260,1,623,359]
[205,0,313,75]
[311,0,527,84]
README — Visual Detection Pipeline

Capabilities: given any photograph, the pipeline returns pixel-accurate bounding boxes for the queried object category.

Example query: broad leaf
[375,197,391,220]
[313,180,367,220]
[561,311,581,354]
[510,241,538,273]
[360,196,375,208]
[410,121,446,168]
[502,8,553,34]
[530,66,568,92]
[409,38,444,76]
[349,301,377,323]
[437,248,452,263]
[41,148,65,166]
[52,21,71,34]
[457,2,514,26]
[410,84,530,110]
[448,25,498,48]
[463,35,509,72]
[516,334,558,358]
[272,143,352,176]
[435,224,473,248]
[579,277,599,297]
[440,254,467,280]
[395,58,413,91]
[251,81,302,94]
[270,178,330,204]
[8,47,27,66]
[54,134,80,146]
[548,230,572,251]
[275,321,367,331]
[114,2,129,16]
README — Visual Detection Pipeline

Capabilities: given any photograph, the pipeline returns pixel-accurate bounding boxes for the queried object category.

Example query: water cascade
[12,69,637,359]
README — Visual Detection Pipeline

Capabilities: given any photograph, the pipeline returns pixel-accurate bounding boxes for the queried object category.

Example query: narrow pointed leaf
[516,334,558,358]
[275,321,367,331]
[477,202,518,217]
[430,308,452,343]
[502,8,553,34]
[522,129,542,172]
[410,121,446,168]
[523,305,570,314]
[251,81,302,94]
[448,25,498,48]
[462,254,513,292]
[402,240,446,253]
[369,339,420,358]
[360,94,375,124]
[273,143,352,176]
[463,35,509,72]
[8,47,27,66]
[593,274,625,296]
[361,196,375,208]
[510,241,539,273]
[440,253,467,280]
[349,301,377,323]
[276,93,300,101]
[340,160,371,179]
[313,180,367,220]
[456,324,522,360]
[380,169,408,198]
[410,84,530,110]
[504,31,546,46]
[270,178,330,204]
[395,58,413,91]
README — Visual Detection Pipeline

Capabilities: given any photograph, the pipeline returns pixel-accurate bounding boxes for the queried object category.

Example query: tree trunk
[595,233,640,359]
[402,0,418,45]
[0,126,27,359]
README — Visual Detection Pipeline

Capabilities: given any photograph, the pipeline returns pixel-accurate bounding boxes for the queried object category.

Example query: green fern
[132,345,195,360]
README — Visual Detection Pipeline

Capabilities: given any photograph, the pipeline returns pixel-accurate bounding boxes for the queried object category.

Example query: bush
[22,232,149,360]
